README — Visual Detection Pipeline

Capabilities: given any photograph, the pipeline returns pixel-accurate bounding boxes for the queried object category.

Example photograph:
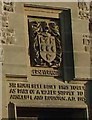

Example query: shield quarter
[38,34,56,63]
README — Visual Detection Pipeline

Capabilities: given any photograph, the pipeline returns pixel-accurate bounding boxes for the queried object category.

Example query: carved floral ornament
[29,20,62,68]
[0,1,16,45]
[82,34,91,52]
[3,1,14,12]
[1,27,16,44]
[2,12,9,27]
[78,1,90,19]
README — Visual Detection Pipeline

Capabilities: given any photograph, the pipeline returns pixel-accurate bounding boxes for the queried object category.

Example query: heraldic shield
[38,34,56,63]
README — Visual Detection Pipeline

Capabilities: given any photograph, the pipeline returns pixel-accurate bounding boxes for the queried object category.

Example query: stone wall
[1,2,91,119]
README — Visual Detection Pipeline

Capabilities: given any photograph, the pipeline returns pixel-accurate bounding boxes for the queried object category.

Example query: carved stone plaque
[28,18,62,69]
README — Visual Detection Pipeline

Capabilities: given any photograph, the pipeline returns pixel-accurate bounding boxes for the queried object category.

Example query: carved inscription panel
[7,82,86,107]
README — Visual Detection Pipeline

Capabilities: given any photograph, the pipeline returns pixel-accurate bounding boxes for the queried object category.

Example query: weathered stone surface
[1,2,92,120]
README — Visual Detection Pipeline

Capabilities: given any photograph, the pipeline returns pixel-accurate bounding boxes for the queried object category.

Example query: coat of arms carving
[28,18,62,68]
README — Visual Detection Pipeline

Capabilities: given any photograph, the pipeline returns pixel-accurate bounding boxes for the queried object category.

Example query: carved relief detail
[78,2,90,19]
[82,34,91,52]
[82,34,92,65]
[3,2,14,12]
[89,2,92,31]
[1,28,16,44]
[0,47,4,62]
[29,20,62,68]
[89,19,92,31]
[0,2,16,45]
[0,2,3,62]
[2,12,9,27]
